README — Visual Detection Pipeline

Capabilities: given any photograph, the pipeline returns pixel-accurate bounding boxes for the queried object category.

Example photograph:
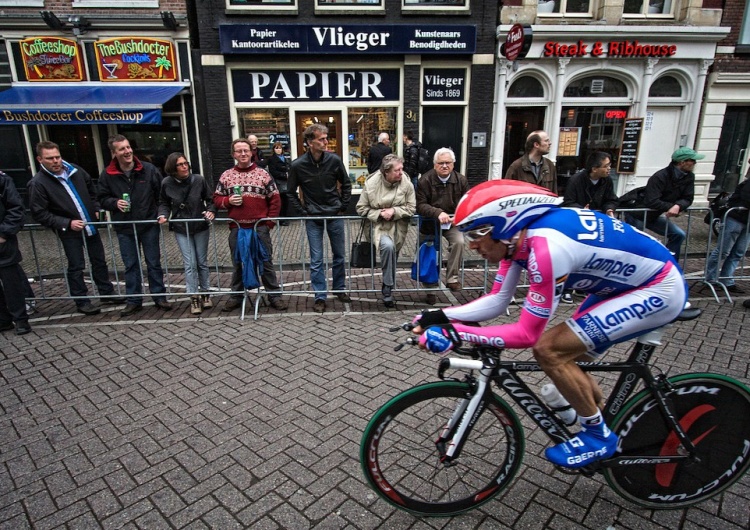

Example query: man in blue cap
[624,146,704,260]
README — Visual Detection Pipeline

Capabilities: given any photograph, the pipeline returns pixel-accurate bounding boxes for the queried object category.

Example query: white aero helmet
[454,180,563,241]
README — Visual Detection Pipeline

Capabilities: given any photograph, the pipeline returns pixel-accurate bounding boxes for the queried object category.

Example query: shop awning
[0,83,188,125]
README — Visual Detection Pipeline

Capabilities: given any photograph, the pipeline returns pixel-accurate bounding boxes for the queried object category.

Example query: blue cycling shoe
[545,425,618,469]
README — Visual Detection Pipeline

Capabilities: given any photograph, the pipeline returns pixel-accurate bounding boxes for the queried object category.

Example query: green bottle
[122,193,131,212]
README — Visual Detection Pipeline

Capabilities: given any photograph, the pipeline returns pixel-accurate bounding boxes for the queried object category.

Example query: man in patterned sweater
[214,138,287,312]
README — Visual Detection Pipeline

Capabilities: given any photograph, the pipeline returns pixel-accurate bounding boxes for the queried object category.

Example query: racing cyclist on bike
[413,180,688,469]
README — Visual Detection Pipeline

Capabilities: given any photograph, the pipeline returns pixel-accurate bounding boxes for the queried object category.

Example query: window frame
[72,0,158,7]
[536,0,593,18]
[315,0,384,14]
[226,0,298,14]
[0,0,44,6]
[621,0,675,19]
[738,2,750,52]
[402,0,470,15]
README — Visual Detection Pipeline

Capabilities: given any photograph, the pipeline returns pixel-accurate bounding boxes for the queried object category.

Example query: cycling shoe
[545,426,618,469]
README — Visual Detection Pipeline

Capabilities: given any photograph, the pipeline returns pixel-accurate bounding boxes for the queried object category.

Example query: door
[47,125,100,182]
[295,111,342,159]
[711,106,750,194]
[640,107,681,178]
[422,107,464,171]
[0,125,33,205]
[503,107,545,177]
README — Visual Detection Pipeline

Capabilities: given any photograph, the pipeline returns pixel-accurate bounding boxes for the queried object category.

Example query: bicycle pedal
[552,464,580,475]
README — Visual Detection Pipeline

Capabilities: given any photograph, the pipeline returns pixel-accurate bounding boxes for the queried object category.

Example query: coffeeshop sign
[543,40,677,58]
[20,37,85,82]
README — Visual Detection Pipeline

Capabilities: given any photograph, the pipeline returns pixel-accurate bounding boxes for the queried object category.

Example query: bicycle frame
[436,331,699,470]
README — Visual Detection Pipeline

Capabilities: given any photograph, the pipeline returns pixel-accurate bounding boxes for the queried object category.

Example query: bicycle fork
[435,359,492,465]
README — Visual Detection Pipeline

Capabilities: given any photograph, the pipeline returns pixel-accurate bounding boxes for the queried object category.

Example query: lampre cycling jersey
[444,208,688,356]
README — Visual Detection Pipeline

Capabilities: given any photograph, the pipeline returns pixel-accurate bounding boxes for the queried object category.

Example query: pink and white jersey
[445,208,687,356]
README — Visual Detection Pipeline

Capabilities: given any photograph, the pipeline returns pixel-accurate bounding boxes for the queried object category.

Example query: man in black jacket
[287,124,352,313]
[367,132,392,174]
[29,141,122,315]
[624,146,701,259]
[98,134,171,317]
[562,151,618,216]
[402,131,421,189]
[0,171,31,334]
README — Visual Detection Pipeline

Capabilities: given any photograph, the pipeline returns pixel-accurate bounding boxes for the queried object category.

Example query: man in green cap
[624,146,704,259]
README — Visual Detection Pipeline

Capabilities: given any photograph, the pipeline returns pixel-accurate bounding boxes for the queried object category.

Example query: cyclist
[413,180,688,469]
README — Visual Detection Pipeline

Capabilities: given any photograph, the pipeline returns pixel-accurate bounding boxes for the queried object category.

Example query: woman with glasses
[158,153,216,315]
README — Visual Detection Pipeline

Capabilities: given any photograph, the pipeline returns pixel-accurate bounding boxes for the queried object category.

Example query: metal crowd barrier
[16,214,492,320]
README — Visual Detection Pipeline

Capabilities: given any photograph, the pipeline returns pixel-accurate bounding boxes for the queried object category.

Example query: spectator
[356,154,416,308]
[266,141,291,225]
[158,153,217,315]
[29,141,122,316]
[624,146,700,260]
[402,131,421,189]
[0,170,31,335]
[248,134,267,168]
[505,130,557,194]
[416,147,470,304]
[704,170,750,294]
[287,124,352,313]
[98,134,172,317]
[214,138,287,312]
[562,151,618,215]
[367,132,392,174]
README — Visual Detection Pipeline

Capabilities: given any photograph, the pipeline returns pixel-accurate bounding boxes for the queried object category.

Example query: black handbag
[350,219,377,268]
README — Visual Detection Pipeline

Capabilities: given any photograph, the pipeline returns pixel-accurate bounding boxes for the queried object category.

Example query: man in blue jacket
[98,135,171,317]
[29,142,122,315]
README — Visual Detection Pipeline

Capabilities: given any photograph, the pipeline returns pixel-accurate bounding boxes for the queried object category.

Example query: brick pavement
[1,289,749,529]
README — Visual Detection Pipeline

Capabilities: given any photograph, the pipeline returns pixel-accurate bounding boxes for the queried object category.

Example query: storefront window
[649,75,682,98]
[237,108,291,156]
[508,76,544,98]
[558,106,629,188]
[564,76,627,98]
[348,107,398,188]
[118,119,184,175]
[537,0,591,15]
[623,0,672,15]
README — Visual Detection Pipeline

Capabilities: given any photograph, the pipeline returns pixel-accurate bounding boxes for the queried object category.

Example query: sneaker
[545,426,619,469]
[446,282,462,292]
[424,293,437,305]
[382,285,395,308]
[561,293,574,304]
[726,284,745,294]
[120,303,142,317]
[201,294,213,309]
[222,298,243,312]
[154,299,173,310]
[269,298,288,311]
[313,299,326,313]
[336,293,352,303]
[190,296,203,315]
[77,302,101,316]
[15,322,32,336]
[0,322,13,332]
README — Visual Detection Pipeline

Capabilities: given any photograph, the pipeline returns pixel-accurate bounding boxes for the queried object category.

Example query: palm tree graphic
[155,56,172,79]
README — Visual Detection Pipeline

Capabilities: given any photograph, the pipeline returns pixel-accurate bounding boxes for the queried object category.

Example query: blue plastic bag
[411,240,440,284]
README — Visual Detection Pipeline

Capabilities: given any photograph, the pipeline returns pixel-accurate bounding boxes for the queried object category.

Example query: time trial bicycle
[360,308,750,517]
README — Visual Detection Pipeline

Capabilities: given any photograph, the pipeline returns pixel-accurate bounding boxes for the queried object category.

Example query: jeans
[624,212,685,258]
[116,224,166,306]
[59,232,116,307]
[228,225,281,300]
[305,218,346,300]
[705,216,750,286]
[174,229,211,295]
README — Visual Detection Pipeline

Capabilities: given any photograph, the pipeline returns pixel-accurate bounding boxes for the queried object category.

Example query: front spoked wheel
[606,373,750,509]
[360,381,525,517]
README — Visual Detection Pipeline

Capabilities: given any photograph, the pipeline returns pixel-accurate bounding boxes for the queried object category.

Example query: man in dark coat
[367,132,392,174]
[562,151,618,215]
[0,171,31,335]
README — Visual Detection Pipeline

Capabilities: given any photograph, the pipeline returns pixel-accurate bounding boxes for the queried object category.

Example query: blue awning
[0,83,187,125]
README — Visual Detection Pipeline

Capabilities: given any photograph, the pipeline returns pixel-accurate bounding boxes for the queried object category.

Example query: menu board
[558,127,581,157]
[617,118,643,174]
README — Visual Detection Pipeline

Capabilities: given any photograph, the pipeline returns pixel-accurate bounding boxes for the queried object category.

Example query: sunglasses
[463,225,493,242]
